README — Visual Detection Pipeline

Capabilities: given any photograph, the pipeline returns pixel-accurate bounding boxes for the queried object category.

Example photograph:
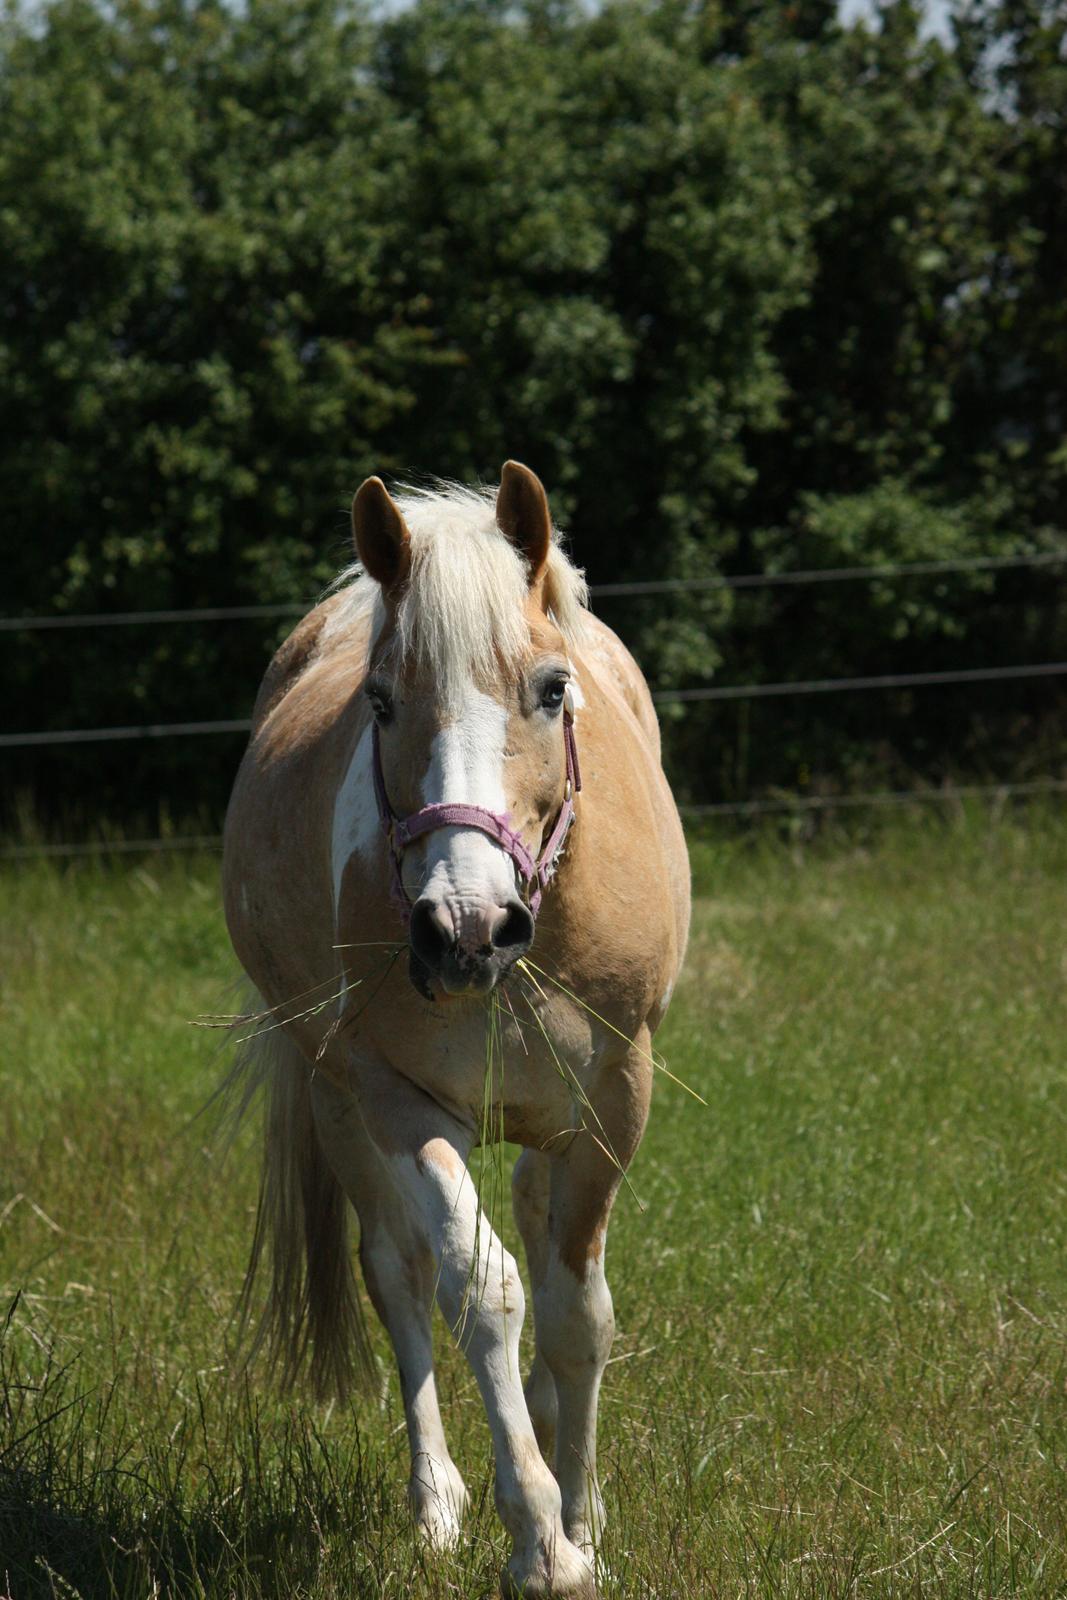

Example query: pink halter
[372,705,582,924]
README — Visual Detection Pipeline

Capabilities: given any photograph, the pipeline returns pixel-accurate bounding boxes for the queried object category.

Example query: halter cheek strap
[372,705,582,925]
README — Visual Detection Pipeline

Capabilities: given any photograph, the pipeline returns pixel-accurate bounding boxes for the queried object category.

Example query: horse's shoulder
[575,614,661,757]
[251,594,369,727]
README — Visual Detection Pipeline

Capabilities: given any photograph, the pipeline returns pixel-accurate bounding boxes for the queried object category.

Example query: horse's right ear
[352,478,412,594]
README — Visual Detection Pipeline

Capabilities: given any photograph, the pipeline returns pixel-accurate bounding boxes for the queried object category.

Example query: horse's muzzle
[408,896,534,999]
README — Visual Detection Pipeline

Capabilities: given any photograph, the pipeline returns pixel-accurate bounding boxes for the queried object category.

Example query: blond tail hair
[224,1006,375,1399]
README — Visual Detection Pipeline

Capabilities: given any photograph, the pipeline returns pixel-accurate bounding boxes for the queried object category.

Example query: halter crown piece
[371,697,582,925]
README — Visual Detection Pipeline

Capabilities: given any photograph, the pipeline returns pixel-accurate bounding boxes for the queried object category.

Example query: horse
[222,462,690,1598]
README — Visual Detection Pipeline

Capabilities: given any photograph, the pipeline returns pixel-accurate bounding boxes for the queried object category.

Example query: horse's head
[352,462,586,1000]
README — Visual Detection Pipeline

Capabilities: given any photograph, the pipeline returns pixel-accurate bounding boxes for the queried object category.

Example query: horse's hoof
[415,1500,464,1551]
[499,1563,598,1599]
[409,1454,469,1551]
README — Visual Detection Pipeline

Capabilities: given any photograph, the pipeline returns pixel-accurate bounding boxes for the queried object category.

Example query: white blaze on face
[415,686,516,934]
[331,722,378,922]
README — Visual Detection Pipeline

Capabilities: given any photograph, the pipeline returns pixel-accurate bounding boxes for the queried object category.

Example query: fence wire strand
[5,659,1067,748]
[5,550,1067,838]
[0,719,254,748]
[650,660,1067,704]
[4,779,1066,859]
[683,778,1067,817]
[2,549,1065,632]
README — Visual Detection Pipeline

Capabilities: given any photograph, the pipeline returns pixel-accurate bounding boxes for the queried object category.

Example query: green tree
[0,0,443,816]
[2,0,1065,825]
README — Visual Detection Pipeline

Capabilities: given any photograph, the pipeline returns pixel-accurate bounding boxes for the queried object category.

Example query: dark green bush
[2,0,1064,824]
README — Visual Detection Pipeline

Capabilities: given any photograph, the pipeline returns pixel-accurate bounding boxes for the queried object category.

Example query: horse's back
[567,613,690,1005]
[223,598,373,1023]
[249,593,363,728]
[576,613,662,760]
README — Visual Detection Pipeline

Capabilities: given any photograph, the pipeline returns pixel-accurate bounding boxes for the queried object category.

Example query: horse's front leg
[512,1149,558,1459]
[310,1076,469,1548]
[357,1062,596,1600]
[535,1040,652,1560]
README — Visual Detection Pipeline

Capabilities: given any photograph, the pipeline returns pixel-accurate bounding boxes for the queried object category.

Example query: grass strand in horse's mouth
[451,989,511,1344]
[194,971,343,1029]
[517,955,708,1107]
[193,944,406,1047]
[513,967,643,1211]
[331,940,410,951]
[329,946,406,1059]
[193,974,350,1042]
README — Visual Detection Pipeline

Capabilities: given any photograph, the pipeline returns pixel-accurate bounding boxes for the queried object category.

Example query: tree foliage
[1,0,1064,821]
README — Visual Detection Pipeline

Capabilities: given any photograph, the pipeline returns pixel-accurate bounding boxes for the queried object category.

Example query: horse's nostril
[492,900,534,953]
[410,898,453,970]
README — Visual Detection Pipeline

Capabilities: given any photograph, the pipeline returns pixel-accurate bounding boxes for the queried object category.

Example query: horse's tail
[222,996,375,1400]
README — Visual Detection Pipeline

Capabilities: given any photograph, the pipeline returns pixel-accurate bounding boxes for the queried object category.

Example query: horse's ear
[352,477,411,594]
[496,461,552,585]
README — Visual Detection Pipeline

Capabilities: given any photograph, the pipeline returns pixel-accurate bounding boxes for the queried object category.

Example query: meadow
[2,812,1066,1598]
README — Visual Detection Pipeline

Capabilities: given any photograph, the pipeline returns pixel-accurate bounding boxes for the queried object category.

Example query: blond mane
[323,482,588,708]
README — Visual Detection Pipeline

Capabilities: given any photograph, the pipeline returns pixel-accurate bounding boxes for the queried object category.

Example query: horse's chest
[359,986,593,1149]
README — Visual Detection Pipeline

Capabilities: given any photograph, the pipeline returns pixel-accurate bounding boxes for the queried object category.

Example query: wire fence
[4,778,1066,859]
[682,777,1067,817]
[653,660,1067,703]
[3,659,1066,749]
[0,719,253,749]
[4,545,1066,850]
[0,834,226,860]
[2,548,1065,632]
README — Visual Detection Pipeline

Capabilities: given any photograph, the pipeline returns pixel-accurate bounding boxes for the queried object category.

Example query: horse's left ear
[496,461,552,586]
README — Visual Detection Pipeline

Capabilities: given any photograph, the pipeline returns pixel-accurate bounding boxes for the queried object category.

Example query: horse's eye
[366,683,393,723]
[540,678,567,714]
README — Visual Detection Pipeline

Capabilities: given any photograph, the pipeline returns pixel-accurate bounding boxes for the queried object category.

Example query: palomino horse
[223,463,690,1598]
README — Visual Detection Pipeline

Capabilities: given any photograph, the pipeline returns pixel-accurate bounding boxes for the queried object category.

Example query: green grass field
[2,813,1067,1598]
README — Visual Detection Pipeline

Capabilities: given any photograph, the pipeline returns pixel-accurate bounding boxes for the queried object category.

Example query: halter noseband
[371,700,582,924]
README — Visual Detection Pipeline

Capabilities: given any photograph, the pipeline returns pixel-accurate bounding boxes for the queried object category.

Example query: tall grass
[2,809,1067,1596]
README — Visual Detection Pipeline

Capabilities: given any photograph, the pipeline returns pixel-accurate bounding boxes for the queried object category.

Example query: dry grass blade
[330,941,408,952]
[192,970,346,1030]
[513,968,643,1212]
[519,955,707,1105]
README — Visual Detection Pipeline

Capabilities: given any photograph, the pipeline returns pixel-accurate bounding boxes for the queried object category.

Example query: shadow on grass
[0,1431,410,1599]
[0,1464,333,1598]
[0,1300,414,1600]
